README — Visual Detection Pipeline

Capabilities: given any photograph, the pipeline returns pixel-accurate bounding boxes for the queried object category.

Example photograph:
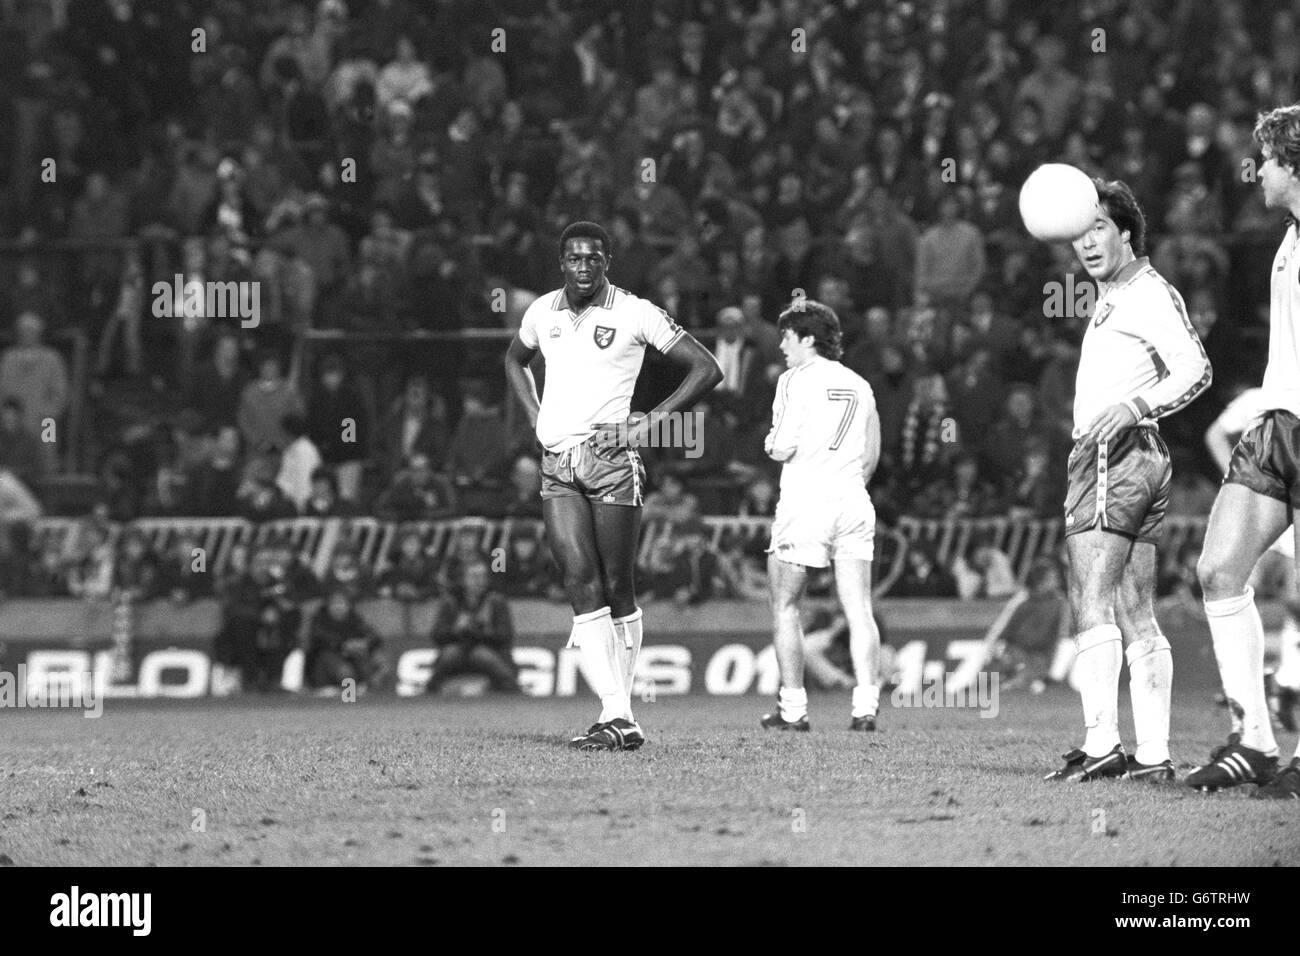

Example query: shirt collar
[1099,255,1150,297]
[552,281,615,312]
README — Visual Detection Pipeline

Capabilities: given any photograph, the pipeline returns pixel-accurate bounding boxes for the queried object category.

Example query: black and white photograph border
[0,0,1295,903]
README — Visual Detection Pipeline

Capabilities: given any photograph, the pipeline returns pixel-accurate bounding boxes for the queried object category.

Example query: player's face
[1258,145,1300,210]
[778,327,816,367]
[560,237,609,301]
[1071,210,1130,283]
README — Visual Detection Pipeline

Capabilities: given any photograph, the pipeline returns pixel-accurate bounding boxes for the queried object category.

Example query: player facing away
[504,221,722,752]
[1191,105,1300,799]
[1045,179,1212,783]
[758,300,884,732]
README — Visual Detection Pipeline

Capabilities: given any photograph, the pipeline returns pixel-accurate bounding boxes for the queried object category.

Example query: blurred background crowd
[0,0,1292,618]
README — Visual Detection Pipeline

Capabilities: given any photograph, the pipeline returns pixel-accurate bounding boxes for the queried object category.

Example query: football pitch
[2,689,1295,867]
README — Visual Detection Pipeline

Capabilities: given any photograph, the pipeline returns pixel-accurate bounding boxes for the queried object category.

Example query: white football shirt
[519,282,686,451]
[1261,220,1300,416]
[1073,257,1211,440]
[768,355,879,500]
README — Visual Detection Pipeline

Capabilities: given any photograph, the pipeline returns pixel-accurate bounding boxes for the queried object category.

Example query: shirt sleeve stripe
[1140,281,1212,420]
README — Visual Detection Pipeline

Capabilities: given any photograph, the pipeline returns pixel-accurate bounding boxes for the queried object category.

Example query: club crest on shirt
[593,325,615,349]
[549,324,562,338]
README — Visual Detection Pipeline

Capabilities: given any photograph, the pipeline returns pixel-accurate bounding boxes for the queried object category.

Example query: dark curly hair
[777,298,843,360]
[559,221,612,258]
[1092,178,1147,256]
[1254,104,1300,176]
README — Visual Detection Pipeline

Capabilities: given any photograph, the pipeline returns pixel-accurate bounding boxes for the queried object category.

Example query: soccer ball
[1018,164,1099,242]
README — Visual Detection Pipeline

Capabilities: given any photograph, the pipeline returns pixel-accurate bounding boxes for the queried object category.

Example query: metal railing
[28,514,1210,596]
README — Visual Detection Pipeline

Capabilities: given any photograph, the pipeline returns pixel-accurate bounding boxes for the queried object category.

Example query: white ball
[1018,164,1099,242]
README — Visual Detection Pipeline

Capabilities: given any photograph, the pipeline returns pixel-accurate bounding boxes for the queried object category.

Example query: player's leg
[1046,526,1131,781]
[568,444,648,751]
[543,495,624,738]
[592,500,643,725]
[1114,541,1174,778]
[833,557,882,730]
[763,554,812,729]
[1192,483,1287,788]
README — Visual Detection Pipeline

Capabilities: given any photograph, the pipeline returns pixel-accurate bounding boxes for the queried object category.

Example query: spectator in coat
[187,333,248,437]
[186,426,244,516]
[301,468,361,517]
[914,195,986,308]
[427,559,520,694]
[373,452,458,520]
[0,312,68,471]
[445,379,513,489]
[306,353,369,501]
[658,519,723,606]
[238,351,304,456]
[377,529,437,602]
[235,454,298,521]
[304,590,387,692]
[380,374,450,477]
[891,545,959,598]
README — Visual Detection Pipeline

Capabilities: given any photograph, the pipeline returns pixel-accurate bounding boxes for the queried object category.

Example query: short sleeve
[637,299,687,353]
[519,302,541,349]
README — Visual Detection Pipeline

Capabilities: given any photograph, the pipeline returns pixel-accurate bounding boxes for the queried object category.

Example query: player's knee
[600,568,634,602]
[1196,551,1244,599]
[563,576,605,611]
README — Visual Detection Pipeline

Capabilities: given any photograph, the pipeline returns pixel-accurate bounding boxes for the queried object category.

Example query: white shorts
[767,489,876,568]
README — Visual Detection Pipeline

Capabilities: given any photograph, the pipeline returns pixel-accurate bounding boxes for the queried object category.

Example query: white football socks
[612,607,643,723]
[569,606,626,724]
[1075,624,1123,757]
[851,683,880,719]
[1204,587,1278,756]
[1125,634,1172,766]
[779,686,808,722]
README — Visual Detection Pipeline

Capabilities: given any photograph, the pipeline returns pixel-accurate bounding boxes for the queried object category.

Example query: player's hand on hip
[624,412,652,450]
[1087,403,1137,445]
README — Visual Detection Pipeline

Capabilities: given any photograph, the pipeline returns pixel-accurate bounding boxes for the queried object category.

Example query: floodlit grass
[1,688,1295,866]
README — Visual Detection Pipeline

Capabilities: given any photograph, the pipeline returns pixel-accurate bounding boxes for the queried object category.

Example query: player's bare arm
[630,333,722,446]
[504,333,541,428]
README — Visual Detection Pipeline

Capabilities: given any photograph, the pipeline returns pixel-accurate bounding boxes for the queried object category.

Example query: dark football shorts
[1224,409,1300,509]
[1063,425,1171,544]
[540,427,645,506]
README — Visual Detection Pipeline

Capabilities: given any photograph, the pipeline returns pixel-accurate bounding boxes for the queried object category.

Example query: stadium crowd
[0,0,1290,629]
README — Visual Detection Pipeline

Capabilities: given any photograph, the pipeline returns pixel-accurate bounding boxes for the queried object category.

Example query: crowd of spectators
[0,0,1290,610]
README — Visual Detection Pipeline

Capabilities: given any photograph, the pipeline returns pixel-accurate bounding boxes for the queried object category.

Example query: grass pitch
[2,688,1295,867]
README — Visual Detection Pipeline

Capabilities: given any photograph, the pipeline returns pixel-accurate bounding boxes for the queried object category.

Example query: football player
[1191,105,1300,798]
[1045,179,1212,783]
[759,299,885,732]
[505,221,722,751]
